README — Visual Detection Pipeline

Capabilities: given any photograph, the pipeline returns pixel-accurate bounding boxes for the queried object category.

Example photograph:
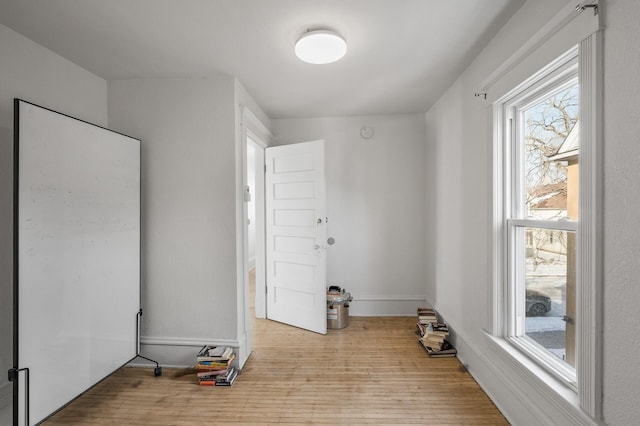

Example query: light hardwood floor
[43,273,507,425]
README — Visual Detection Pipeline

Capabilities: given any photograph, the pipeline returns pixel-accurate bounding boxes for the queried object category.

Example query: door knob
[327,237,335,245]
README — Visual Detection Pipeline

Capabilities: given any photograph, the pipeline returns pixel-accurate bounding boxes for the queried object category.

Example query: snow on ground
[526,316,565,332]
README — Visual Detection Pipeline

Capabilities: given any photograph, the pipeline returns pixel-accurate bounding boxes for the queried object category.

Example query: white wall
[425,0,640,424]
[602,1,640,424]
[108,76,238,365]
[0,24,107,411]
[272,114,427,316]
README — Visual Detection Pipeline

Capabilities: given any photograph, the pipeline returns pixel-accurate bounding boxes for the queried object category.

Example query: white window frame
[492,32,602,417]
[503,50,579,385]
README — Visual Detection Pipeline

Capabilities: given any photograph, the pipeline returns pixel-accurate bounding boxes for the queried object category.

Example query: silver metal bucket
[327,287,352,329]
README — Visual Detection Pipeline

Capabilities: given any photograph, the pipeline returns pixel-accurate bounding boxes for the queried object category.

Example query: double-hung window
[493,19,602,417]
[501,50,579,383]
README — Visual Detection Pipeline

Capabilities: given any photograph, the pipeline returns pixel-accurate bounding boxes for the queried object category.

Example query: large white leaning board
[14,100,140,425]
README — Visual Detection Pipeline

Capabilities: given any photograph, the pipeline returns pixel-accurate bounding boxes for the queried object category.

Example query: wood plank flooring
[44,315,508,425]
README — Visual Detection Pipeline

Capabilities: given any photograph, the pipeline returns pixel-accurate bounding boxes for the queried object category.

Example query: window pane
[523,227,576,367]
[523,83,579,221]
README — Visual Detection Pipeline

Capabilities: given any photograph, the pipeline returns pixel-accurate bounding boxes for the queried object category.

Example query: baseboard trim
[350,294,426,316]
[354,294,427,301]
[136,336,241,369]
[141,336,239,347]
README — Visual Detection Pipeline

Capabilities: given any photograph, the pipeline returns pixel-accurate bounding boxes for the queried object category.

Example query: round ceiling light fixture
[295,29,347,64]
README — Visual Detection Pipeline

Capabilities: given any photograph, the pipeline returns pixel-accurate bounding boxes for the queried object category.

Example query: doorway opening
[239,121,328,367]
[237,105,270,368]
[245,135,266,320]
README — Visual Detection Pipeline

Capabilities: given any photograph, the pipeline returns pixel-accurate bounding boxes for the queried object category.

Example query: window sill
[482,331,596,425]
[508,335,577,387]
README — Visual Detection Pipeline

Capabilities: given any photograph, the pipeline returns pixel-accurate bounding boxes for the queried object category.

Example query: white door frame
[236,105,271,368]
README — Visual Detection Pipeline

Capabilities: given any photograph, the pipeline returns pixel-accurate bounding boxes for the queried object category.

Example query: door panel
[265,140,326,334]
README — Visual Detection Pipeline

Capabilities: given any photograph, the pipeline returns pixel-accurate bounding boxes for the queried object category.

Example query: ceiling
[0,0,524,119]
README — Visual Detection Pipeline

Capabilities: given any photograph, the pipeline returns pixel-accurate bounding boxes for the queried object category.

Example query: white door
[265,140,327,334]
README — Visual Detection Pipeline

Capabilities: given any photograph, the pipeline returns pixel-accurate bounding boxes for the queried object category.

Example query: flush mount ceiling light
[295,29,347,64]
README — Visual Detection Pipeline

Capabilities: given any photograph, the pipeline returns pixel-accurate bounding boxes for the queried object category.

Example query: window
[499,51,580,384]
[491,5,602,419]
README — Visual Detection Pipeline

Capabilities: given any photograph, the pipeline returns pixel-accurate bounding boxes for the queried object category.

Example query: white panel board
[274,235,315,255]
[273,287,316,310]
[273,181,315,200]
[14,100,140,425]
[273,153,315,173]
[274,261,316,290]
[273,209,316,227]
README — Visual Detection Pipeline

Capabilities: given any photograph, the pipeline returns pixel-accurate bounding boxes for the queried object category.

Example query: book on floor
[214,368,238,386]
[197,345,234,362]
[418,339,457,358]
[196,346,238,385]
[417,307,438,324]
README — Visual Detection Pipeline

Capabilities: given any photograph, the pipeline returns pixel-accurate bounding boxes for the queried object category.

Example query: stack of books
[417,307,438,325]
[419,339,458,358]
[416,307,457,358]
[196,345,238,386]
[421,322,449,350]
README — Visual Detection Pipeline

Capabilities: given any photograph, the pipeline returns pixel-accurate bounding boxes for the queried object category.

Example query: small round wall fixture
[295,29,347,64]
[360,126,374,139]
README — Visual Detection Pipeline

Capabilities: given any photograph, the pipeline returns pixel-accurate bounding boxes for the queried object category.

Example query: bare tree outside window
[524,85,579,269]
[524,85,579,212]
[521,82,579,365]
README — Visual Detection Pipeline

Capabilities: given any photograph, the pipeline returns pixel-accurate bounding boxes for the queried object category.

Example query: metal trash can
[327,286,352,329]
